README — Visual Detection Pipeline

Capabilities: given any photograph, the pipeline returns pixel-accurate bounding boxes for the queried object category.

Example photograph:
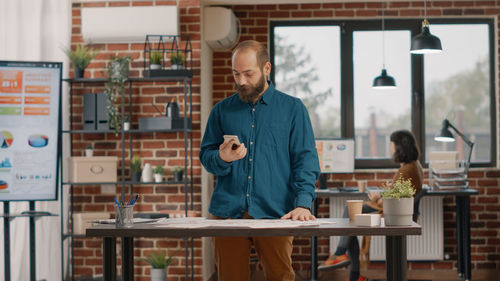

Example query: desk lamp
[434,119,474,174]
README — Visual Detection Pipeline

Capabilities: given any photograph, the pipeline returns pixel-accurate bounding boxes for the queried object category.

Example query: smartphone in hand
[223,135,241,150]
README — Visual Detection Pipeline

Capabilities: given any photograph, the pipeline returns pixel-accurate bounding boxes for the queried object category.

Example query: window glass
[273,26,341,138]
[424,24,491,164]
[353,30,412,159]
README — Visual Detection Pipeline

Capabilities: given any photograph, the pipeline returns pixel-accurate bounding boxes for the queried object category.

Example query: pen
[114,197,120,206]
[129,195,139,206]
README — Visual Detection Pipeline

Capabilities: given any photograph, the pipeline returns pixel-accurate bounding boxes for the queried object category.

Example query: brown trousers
[211,214,295,281]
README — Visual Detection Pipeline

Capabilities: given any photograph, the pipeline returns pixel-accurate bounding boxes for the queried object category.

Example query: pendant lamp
[410,0,442,54]
[372,2,396,89]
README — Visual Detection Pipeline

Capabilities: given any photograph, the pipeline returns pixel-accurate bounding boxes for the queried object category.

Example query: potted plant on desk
[382,176,416,226]
[141,251,174,281]
[170,51,185,70]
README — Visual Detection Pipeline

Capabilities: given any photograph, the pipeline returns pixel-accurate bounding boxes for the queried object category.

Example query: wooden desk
[86,218,421,281]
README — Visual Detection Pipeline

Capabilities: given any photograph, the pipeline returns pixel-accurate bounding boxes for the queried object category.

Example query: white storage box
[355,213,381,227]
[68,156,118,183]
[73,212,110,235]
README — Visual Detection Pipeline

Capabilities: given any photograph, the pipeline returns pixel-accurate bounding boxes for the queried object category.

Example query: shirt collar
[257,81,274,105]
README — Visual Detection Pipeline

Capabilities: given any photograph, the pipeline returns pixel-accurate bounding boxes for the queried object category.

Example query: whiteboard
[0,61,62,201]
[315,138,355,173]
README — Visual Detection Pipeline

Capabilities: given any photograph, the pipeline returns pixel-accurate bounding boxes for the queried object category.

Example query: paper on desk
[154,218,336,228]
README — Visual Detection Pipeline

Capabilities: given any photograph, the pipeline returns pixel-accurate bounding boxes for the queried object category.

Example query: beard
[235,74,266,103]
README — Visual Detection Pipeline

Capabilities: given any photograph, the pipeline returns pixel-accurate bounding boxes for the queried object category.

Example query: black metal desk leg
[122,237,134,281]
[456,196,464,280]
[457,196,472,281]
[103,237,116,281]
[310,199,318,281]
[386,235,407,281]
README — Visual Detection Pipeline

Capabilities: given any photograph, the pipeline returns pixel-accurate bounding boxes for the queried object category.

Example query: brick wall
[212,1,500,272]
[70,0,202,280]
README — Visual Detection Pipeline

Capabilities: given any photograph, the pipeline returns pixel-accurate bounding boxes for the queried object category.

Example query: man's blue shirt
[199,83,320,219]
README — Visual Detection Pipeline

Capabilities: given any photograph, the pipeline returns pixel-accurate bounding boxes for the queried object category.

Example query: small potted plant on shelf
[153,165,164,183]
[85,144,93,157]
[382,176,416,226]
[170,52,185,70]
[64,44,100,79]
[149,51,162,70]
[141,251,175,281]
[130,155,142,182]
[171,166,184,182]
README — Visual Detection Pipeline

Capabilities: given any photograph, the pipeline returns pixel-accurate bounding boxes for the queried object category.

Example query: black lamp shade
[372,69,396,89]
[434,120,455,142]
[410,26,442,54]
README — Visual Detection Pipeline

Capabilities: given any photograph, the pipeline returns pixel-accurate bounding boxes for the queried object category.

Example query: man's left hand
[281,207,316,221]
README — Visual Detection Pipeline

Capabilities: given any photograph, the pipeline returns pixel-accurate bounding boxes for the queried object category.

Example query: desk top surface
[86,218,421,238]
[316,186,478,197]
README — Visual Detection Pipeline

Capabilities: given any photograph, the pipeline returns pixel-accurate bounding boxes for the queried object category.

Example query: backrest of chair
[413,187,427,222]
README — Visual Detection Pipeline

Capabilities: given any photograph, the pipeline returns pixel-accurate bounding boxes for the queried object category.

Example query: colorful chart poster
[315,139,355,173]
[0,61,61,201]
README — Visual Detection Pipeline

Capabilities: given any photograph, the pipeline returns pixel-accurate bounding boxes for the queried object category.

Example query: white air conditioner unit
[82,6,179,44]
[204,7,240,51]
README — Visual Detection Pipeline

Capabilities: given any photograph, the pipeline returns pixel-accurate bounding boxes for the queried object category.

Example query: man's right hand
[219,139,247,163]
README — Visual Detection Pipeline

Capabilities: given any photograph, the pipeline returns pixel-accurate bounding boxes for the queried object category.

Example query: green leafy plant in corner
[141,251,175,269]
[130,156,142,173]
[381,176,416,200]
[64,44,100,71]
[153,165,165,175]
[150,51,162,65]
[105,55,131,133]
[170,52,185,66]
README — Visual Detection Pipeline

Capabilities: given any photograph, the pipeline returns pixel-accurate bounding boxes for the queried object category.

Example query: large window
[271,19,495,169]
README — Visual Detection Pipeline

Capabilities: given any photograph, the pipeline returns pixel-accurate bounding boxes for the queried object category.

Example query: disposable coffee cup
[346,200,363,222]
[358,181,367,193]
[116,205,134,228]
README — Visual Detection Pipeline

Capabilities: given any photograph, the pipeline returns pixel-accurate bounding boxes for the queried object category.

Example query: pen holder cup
[115,205,134,228]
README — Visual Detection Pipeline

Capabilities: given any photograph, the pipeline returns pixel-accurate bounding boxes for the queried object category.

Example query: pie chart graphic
[28,134,49,148]
[0,131,14,148]
[0,180,7,190]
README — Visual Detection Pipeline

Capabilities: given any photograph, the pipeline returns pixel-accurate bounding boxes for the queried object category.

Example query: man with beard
[199,40,320,281]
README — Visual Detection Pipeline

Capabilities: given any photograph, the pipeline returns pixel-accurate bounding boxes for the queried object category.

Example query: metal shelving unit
[61,73,194,280]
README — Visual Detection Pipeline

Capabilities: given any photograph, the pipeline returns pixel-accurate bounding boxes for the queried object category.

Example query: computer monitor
[315,138,355,173]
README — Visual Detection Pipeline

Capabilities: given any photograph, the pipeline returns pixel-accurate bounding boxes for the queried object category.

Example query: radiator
[329,195,443,261]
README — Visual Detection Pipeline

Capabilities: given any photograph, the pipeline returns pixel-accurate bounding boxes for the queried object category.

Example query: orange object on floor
[318,253,350,270]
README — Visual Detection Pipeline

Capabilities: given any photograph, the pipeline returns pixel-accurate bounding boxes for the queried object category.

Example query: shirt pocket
[263,123,289,147]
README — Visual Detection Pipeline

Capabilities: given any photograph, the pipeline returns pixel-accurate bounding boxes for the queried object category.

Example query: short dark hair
[390,130,420,163]
[232,40,270,69]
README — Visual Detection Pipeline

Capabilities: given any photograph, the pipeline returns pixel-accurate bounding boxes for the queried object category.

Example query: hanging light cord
[422,0,429,28]
[382,1,386,69]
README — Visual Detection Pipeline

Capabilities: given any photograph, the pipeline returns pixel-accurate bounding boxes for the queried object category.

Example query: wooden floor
[291,269,500,281]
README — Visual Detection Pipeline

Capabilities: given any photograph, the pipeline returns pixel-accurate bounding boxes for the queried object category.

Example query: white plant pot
[150,64,161,70]
[154,174,163,183]
[142,163,153,182]
[85,149,93,157]
[123,122,130,131]
[383,197,414,226]
[171,64,182,70]
[150,268,166,281]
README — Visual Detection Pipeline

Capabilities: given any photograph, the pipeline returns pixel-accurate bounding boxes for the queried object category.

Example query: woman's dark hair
[390,130,420,163]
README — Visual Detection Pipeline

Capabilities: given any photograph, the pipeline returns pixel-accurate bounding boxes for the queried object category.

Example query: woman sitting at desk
[320,130,423,281]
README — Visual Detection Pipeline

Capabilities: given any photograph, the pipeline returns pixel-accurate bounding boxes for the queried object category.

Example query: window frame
[270,18,496,169]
